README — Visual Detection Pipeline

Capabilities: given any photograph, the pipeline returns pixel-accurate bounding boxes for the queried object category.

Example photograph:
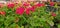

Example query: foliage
[0,2,60,28]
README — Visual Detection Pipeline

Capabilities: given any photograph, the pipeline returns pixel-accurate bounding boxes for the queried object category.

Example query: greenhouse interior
[0,0,60,28]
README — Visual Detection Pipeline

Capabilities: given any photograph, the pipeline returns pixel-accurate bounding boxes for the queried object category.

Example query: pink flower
[27,7,35,12]
[0,4,4,8]
[7,3,15,8]
[32,5,37,9]
[26,8,30,15]
[15,2,18,4]
[35,3,45,7]
[51,12,56,17]
[50,2,54,6]
[0,11,6,16]
[30,7,35,12]
[25,6,35,15]
[16,7,25,15]
[23,2,30,6]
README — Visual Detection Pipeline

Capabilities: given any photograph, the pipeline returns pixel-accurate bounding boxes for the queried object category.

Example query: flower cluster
[0,1,59,28]
[15,2,45,15]
[0,2,56,16]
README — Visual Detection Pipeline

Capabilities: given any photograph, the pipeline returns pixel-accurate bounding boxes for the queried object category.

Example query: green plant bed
[0,2,60,28]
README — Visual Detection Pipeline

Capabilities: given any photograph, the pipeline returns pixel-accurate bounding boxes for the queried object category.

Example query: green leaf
[58,24,60,28]
[54,3,58,8]
[0,17,4,22]
[47,20,54,26]
[40,16,46,22]
[33,15,38,18]
[4,20,11,26]
[9,23,20,28]
[21,26,24,28]
[32,12,38,15]
[6,16,15,21]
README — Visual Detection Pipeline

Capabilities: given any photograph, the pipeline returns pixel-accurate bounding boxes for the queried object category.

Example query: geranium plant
[0,2,60,28]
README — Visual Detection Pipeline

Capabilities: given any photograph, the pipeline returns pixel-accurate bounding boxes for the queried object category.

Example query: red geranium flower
[7,3,15,8]
[0,11,6,16]
[27,6,35,12]
[0,3,4,8]
[23,2,30,6]
[30,7,35,12]
[26,8,30,15]
[25,6,35,15]
[15,2,18,4]
[16,7,25,15]
[50,2,54,6]
[32,5,37,9]
[51,12,56,17]
[35,3,45,7]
